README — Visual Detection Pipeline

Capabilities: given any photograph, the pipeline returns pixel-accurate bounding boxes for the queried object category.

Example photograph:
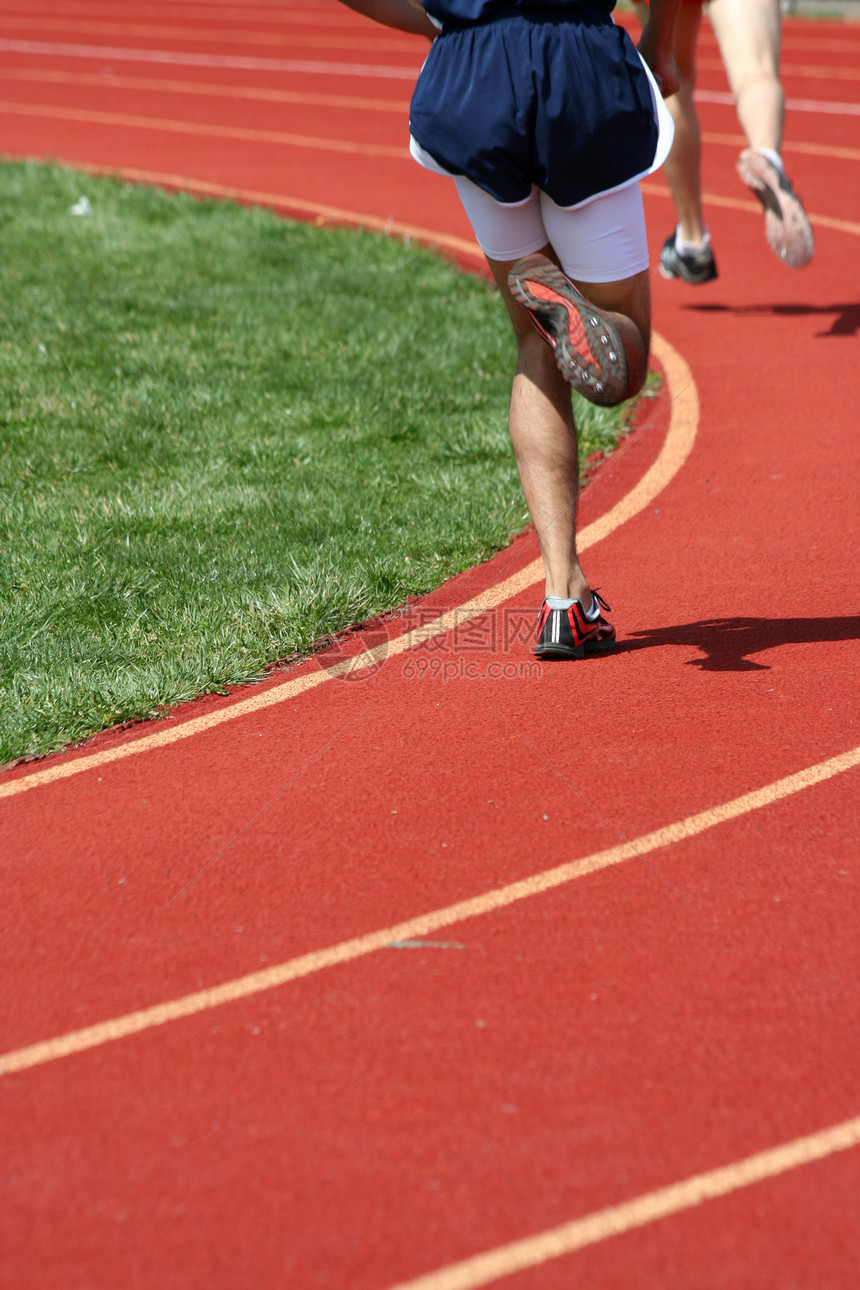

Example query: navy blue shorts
[409,10,659,208]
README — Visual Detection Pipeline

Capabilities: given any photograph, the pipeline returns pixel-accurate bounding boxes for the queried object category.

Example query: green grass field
[0,161,636,764]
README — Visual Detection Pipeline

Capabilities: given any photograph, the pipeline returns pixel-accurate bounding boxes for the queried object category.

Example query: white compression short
[451,174,649,284]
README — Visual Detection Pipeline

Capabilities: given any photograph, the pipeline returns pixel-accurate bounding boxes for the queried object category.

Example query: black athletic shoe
[659,233,718,285]
[534,591,616,660]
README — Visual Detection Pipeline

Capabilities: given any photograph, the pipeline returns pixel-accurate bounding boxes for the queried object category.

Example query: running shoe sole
[737,149,814,269]
[534,634,616,660]
[508,254,629,406]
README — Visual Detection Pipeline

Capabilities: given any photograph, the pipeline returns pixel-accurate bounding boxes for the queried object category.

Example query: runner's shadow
[683,301,860,338]
[615,615,860,671]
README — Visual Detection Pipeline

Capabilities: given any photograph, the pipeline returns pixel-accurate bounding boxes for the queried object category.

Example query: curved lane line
[641,181,860,237]
[14,5,353,29]
[0,15,419,53]
[4,41,860,106]
[3,131,855,236]
[384,1114,860,1290]
[0,189,698,801]
[701,130,860,163]
[0,40,422,78]
[0,155,482,260]
[695,88,860,117]
[0,100,407,158]
[6,73,860,160]
[0,68,409,114]
[697,56,860,82]
[1,742,858,1077]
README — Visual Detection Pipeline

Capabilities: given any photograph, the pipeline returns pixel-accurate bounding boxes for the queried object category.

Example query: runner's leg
[708,0,811,266]
[708,0,784,152]
[633,1,707,245]
[454,177,650,603]
[487,252,591,603]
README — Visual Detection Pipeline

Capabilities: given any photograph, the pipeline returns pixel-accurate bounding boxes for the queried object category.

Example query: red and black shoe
[534,591,616,660]
[508,253,628,406]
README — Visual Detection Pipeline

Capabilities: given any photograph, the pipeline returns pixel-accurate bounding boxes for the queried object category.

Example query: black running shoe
[659,233,718,285]
[534,591,616,660]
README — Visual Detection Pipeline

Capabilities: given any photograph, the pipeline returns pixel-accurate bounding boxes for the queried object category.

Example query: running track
[3,3,860,1286]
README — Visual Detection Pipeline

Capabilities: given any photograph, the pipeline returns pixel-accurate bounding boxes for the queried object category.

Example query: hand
[637,29,680,98]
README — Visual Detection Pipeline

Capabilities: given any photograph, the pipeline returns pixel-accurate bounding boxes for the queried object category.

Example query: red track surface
[3,4,860,1287]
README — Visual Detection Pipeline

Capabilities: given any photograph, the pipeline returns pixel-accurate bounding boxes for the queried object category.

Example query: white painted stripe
[695,87,860,117]
[1,44,859,112]
[384,1114,860,1289]
[0,100,406,158]
[0,39,418,79]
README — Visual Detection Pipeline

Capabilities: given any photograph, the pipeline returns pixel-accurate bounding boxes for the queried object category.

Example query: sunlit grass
[0,161,632,761]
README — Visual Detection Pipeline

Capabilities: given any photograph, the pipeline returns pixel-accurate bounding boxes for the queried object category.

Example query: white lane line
[0,99,406,158]
[0,39,419,78]
[2,43,860,114]
[384,1114,860,1290]
[695,88,860,117]
[1,742,858,1077]
[0,67,408,114]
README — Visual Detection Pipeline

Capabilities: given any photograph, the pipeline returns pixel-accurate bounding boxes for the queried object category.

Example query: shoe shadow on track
[683,301,860,338]
[614,615,860,672]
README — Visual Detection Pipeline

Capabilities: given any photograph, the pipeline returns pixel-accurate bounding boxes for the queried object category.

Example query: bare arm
[336,0,439,40]
[637,0,682,97]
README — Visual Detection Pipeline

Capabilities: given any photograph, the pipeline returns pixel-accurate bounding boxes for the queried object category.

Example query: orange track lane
[2,5,860,1288]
